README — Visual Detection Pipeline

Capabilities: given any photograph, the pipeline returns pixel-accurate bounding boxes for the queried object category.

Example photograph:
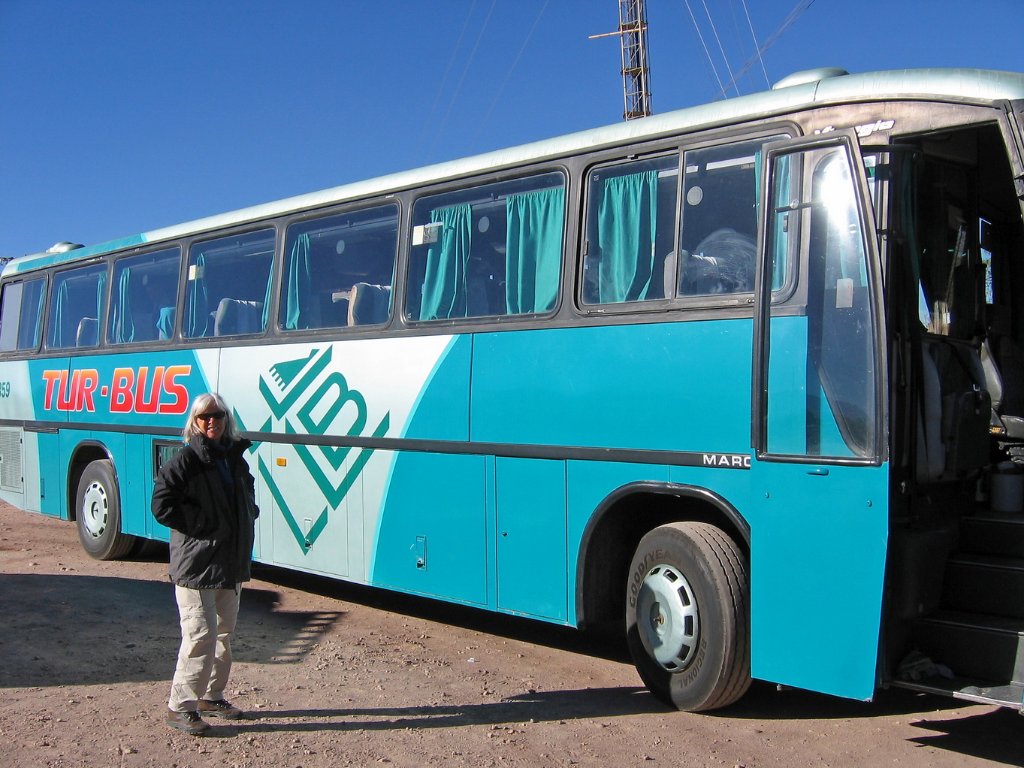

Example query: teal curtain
[21,279,45,349]
[283,233,313,330]
[597,171,658,303]
[262,253,275,331]
[157,307,175,340]
[112,267,134,343]
[51,280,69,347]
[96,271,106,331]
[186,253,208,337]
[420,204,471,320]
[506,187,564,314]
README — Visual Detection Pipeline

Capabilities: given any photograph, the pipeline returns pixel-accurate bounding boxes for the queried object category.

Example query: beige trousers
[168,584,241,713]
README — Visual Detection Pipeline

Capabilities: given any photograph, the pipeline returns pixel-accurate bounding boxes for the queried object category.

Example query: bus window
[582,155,678,305]
[108,247,181,344]
[46,263,108,349]
[763,143,877,459]
[280,204,398,330]
[184,229,275,338]
[677,139,773,297]
[0,277,46,352]
[407,172,565,321]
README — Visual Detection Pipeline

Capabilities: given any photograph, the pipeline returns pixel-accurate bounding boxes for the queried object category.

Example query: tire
[625,521,750,711]
[75,459,135,560]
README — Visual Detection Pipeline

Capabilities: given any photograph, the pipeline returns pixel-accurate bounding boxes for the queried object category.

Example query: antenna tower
[618,0,652,119]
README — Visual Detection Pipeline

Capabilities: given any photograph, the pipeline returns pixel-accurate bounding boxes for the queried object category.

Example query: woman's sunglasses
[195,410,226,423]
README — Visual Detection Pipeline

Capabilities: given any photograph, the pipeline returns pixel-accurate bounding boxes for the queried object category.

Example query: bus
[1,66,1023,713]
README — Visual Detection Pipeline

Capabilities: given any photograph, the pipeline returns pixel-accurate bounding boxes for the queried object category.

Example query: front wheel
[76,459,135,560]
[625,521,750,711]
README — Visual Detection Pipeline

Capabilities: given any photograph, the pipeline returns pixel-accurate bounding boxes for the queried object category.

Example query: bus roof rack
[772,67,849,90]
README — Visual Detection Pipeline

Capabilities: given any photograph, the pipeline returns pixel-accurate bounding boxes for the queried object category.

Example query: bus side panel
[495,457,567,621]
[745,462,889,700]
[371,451,488,606]
[37,431,63,517]
[219,336,466,583]
[122,432,151,538]
[362,335,488,604]
[470,322,753,451]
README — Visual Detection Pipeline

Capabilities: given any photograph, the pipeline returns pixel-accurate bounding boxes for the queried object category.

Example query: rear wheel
[76,459,135,560]
[625,521,750,711]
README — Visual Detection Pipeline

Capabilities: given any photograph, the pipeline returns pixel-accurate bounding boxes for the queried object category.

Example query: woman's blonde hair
[183,392,240,442]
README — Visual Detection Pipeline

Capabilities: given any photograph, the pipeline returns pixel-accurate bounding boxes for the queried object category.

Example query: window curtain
[597,171,658,303]
[420,204,471,320]
[50,280,69,347]
[283,233,313,330]
[96,272,106,322]
[112,267,134,343]
[20,279,45,349]
[506,187,564,314]
[262,254,275,331]
[186,253,208,337]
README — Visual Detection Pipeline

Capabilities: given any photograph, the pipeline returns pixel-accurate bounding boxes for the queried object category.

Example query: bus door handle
[807,467,830,476]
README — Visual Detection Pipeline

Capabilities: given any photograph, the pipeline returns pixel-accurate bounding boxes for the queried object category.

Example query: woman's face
[195,407,227,441]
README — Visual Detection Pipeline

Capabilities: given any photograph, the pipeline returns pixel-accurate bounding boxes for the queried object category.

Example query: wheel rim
[81,481,109,539]
[636,563,700,671]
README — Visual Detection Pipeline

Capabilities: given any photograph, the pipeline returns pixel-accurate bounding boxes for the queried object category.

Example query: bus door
[749,131,890,700]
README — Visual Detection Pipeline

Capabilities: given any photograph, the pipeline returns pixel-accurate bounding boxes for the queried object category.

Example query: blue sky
[1,0,1021,258]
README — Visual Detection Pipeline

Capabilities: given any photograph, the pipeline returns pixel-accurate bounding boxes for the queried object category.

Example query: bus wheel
[76,460,135,560]
[625,521,750,711]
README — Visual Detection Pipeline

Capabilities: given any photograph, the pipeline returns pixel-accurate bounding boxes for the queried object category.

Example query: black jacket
[151,435,259,589]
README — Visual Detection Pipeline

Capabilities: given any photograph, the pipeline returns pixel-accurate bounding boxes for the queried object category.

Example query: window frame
[576,130,796,316]
[278,200,402,334]
[44,260,110,351]
[106,245,182,346]
[403,168,569,326]
[0,275,48,354]
[182,226,278,341]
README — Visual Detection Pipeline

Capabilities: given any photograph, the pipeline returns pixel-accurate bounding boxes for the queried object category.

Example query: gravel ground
[0,501,1020,768]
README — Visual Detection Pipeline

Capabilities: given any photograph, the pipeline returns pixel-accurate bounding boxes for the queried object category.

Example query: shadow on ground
[0,573,341,688]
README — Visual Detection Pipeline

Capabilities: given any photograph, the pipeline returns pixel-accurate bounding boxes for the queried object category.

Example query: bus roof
[7,66,1024,278]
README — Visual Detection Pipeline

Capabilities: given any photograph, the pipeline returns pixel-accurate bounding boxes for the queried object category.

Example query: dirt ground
[0,502,1020,768]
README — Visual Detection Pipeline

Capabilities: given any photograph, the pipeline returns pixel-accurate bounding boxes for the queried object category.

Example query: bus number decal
[0,381,10,398]
[41,365,191,414]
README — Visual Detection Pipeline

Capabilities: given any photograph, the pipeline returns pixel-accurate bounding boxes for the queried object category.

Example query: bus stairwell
[882,123,1024,710]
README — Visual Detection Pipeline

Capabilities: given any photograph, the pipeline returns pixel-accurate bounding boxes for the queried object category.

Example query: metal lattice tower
[618,0,652,120]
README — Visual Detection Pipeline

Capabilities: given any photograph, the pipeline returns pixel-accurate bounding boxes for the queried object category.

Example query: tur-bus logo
[41,365,191,414]
[254,346,390,553]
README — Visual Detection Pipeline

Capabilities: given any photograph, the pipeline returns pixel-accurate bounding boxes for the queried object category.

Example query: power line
[700,0,739,96]
[416,1,478,157]
[716,0,817,98]
[432,0,499,155]
[682,0,725,95]
[739,0,770,88]
[472,0,552,148]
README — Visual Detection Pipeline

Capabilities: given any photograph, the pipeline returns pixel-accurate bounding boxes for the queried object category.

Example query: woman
[152,392,259,735]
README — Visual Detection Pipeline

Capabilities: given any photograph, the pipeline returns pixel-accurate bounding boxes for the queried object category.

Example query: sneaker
[166,709,209,735]
[197,698,243,720]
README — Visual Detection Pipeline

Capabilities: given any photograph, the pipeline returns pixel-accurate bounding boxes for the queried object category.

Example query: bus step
[960,514,1024,559]
[942,555,1024,620]
[912,610,1024,685]
[890,677,1023,711]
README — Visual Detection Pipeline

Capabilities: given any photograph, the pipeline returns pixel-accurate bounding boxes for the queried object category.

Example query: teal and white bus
[2,67,1023,712]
